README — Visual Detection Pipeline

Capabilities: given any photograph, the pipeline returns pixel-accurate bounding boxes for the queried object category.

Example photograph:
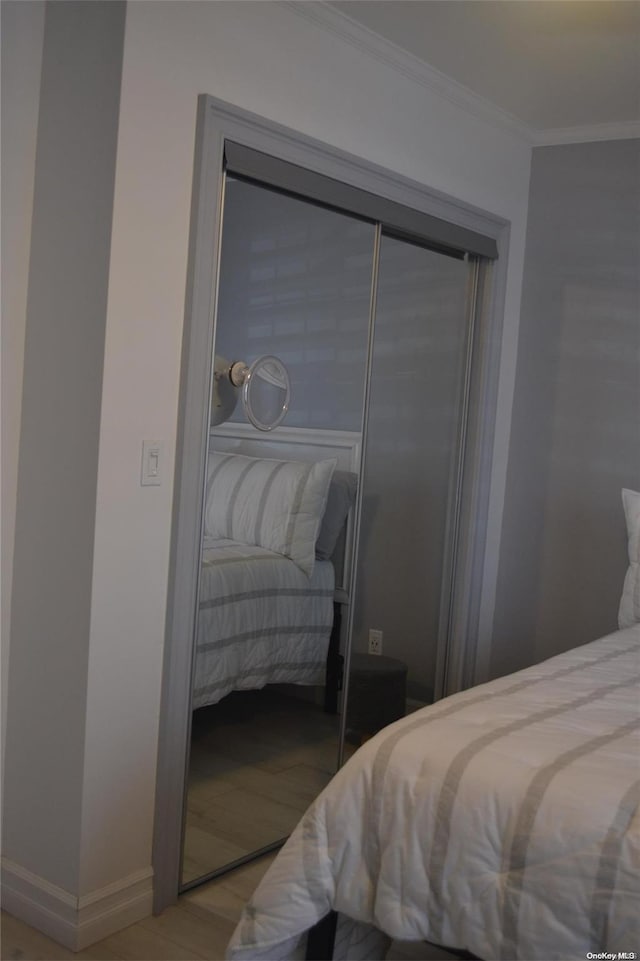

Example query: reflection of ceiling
[326,1,640,137]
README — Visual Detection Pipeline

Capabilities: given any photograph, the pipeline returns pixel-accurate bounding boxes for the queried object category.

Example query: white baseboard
[1,857,153,950]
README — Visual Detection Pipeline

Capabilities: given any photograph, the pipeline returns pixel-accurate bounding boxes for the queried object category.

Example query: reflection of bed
[192,424,360,712]
[193,537,335,709]
[227,624,640,961]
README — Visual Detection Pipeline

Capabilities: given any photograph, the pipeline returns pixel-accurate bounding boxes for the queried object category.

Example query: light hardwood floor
[2,892,465,961]
[2,690,456,961]
[1,851,275,961]
[2,880,461,961]
[2,849,460,961]
[1,690,344,961]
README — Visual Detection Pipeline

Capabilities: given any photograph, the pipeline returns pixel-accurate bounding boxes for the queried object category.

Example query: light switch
[141,440,163,486]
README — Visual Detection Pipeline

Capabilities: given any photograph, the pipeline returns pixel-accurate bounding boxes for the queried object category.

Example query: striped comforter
[227,625,640,960]
[192,537,334,710]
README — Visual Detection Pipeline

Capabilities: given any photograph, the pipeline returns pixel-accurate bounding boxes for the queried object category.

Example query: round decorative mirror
[242,355,290,431]
[211,354,290,431]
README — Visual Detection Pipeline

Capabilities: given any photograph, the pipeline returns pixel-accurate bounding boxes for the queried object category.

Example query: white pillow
[204,452,336,576]
[315,470,358,561]
[618,487,640,628]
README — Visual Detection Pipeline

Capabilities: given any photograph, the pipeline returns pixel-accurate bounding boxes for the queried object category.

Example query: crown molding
[532,120,640,147]
[282,1,534,145]
[281,3,639,152]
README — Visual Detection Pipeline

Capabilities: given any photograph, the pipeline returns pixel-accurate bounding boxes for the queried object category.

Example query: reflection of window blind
[224,141,498,261]
[216,178,373,432]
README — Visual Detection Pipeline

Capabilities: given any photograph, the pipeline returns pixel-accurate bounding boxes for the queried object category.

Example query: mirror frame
[153,94,510,913]
[243,355,291,431]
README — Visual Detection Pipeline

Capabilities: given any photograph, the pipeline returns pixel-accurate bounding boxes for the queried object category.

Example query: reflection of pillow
[315,470,358,561]
[618,488,640,628]
[204,452,336,575]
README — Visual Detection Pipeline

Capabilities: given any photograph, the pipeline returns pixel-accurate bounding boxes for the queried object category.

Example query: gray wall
[1,0,45,799]
[492,139,640,678]
[3,1,125,889]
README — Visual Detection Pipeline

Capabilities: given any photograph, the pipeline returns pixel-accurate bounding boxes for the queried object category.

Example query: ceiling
[329,1,640,133]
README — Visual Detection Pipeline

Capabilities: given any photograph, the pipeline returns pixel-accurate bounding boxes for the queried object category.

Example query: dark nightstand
[345,652,408,745]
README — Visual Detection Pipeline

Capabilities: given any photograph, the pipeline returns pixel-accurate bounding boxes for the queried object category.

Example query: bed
[191,424,360,711]
[226,489,640,961]
[192,537,335,708]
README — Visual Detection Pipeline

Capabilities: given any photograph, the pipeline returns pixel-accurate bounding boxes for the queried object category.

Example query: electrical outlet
[368,629,383,655]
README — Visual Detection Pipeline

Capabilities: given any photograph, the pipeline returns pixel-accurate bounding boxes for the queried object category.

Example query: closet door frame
[152,94,510,913]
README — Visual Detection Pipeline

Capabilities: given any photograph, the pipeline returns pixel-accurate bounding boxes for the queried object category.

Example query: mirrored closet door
[173,124,497,896]
[345,234,475,746]
[181,176,376,887]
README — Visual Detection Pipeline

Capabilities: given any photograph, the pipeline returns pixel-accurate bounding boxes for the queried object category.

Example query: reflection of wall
[492,139,640,678]
[352,238,469,701]
[215,179,373,432]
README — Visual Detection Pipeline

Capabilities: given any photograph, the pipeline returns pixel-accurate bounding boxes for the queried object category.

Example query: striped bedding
[227,625,640,961]
[192,536,335,709]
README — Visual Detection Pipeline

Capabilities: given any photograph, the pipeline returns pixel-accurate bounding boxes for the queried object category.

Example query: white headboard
[209,422,361,596]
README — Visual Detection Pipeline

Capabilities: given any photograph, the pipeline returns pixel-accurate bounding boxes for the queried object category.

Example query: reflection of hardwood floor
[183,689,344,885]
